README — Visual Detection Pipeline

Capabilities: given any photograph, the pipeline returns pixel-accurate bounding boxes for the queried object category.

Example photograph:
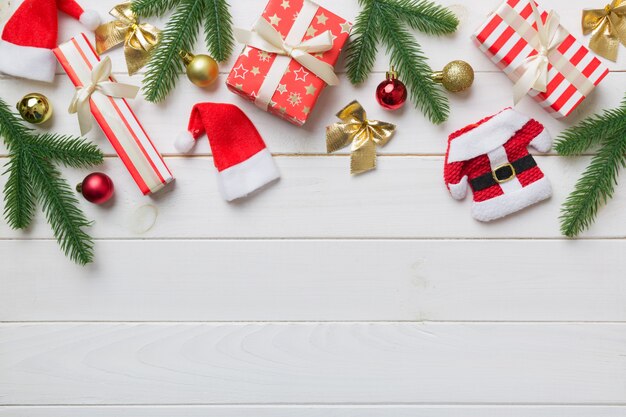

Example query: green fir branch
[346,0,457,124]
[132,0,181,17]
[346,1,380,84]
[29,156,95,265]
[33,134,104,168]
[378,5,449,124]
[555,98,626,156]
[203,0,235,62]
[141,0,205,102]
[556,95,626,237]
[378,0,458,35]
[0,97,103,265]
[3,145,36,229]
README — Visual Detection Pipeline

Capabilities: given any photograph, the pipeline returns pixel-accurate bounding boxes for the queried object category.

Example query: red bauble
[376,69,407,110]
[77,173,114,204]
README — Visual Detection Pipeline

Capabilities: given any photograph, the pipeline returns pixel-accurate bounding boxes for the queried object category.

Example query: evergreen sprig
[0,98,103,265]
[346,0,459,124]
[555,95,626,237]
[132,0,234,103]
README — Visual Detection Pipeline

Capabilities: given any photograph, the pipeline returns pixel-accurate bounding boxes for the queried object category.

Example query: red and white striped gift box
[54,34,174,195]
[473,0,609,118]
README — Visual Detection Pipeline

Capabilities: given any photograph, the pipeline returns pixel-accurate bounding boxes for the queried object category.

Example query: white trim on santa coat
[0,40,56,83]
[471,177,552,222]
[447,109,530,163]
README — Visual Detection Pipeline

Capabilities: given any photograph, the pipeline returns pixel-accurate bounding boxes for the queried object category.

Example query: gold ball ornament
[180,51,219,87]
[432,60,474,92]
[16,93,53,124]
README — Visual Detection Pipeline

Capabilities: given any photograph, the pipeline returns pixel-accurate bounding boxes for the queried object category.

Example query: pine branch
[555,98,626,156]
[33,134,104,168]
[132,0,181,17]
[346,1,380,84]
[0,96,31,150]
[3,144,36,229]
[377,5,449,124]
[379,0,458,35]
[203,0,234,62]
[141,0,205,102]
[559,133,626,238]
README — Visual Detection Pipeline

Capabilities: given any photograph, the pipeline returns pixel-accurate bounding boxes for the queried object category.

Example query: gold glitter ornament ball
[16,93,53,124]
[432,60,474,92]
[180,51,219,88]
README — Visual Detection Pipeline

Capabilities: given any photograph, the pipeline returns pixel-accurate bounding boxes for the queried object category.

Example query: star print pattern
[225,0,352,126]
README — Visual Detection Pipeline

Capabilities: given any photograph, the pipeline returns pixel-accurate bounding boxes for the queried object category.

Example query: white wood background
[1,0,626,415]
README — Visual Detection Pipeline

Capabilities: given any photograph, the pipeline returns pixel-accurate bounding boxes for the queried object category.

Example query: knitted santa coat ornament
[0,0,100,83]
[176,103,280,202]
[444,108,553,222]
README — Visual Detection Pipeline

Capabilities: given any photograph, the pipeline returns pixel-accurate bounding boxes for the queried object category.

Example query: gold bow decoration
[582,0,626,61]
[326,101,396,175]
[95,2,160,75]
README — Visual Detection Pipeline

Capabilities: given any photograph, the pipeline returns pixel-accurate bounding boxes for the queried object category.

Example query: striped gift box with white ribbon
[54,34,174,195]
[473,0,609,118]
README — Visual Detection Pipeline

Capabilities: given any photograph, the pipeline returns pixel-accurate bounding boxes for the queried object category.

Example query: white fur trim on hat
[80,10,101,31]
[471,177,552,222]
[448,109,530,163]
[216,148,280,202]
[175,131,197,153]
[0,40,56,83]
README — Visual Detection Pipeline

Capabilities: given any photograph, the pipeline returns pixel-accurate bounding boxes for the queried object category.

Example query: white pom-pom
[175,131,196,153]
[80,10,101,31]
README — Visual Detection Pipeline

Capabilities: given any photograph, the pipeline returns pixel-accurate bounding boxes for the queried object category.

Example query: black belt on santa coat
[470,154,537,192]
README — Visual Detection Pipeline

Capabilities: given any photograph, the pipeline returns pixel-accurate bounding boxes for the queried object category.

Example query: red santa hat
[0,0,100,83]
[175,103,281,202]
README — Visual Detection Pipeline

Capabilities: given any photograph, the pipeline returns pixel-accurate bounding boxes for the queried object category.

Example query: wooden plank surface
[2,156,625,239]
[1,240,625,322]
[1,323,625,405]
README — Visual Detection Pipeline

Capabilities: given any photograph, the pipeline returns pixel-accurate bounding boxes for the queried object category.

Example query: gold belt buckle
[492,163,516,183]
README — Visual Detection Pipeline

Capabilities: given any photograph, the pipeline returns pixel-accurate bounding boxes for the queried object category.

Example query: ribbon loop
[582,0,626,61]
[512,2,567,104]
[326,101,396,175]
[68,56,140,135]
[234,17,340,86]
[95,2,161,75]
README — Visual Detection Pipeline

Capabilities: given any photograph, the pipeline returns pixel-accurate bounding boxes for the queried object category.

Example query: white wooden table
[1,0,625,415]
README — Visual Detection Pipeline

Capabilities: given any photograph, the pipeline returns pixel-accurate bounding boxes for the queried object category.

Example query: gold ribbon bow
[69,56,140,135]
[513,2,567,105]
[326,101,396,175]
[582,0,626,61]
[95,2,160,75]
[234,18,340,86]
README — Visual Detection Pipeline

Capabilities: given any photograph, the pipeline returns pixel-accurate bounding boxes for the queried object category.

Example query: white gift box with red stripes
[54,34,174,195]
[473,0,609,118]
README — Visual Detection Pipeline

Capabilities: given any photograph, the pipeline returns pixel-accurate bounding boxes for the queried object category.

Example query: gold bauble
[180,51,219,87]
[16,93,53,124]
[432,60,474,92]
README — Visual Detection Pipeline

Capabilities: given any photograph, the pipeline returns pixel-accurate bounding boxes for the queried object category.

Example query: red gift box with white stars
[226,0,351,126]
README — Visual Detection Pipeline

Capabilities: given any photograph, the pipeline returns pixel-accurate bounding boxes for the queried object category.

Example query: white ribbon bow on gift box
[69,56,140,135]
[234,18,340,87]
[513,2,567,104]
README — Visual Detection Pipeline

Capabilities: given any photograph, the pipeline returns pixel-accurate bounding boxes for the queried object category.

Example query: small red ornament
[376,67,407,110]
[77,172,114,204]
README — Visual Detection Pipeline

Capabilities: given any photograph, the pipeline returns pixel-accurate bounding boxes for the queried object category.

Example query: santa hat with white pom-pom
[176,103,280,202]
[0,0,101,83]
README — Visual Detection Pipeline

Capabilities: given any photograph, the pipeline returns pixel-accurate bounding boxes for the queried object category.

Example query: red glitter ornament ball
[376,68,407,110]
[77,172,114,204]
